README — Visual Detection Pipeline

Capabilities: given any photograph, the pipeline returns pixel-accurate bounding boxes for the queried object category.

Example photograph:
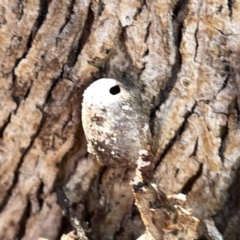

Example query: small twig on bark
[56,186,89,240]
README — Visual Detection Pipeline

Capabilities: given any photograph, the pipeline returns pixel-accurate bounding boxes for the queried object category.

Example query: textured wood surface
[0,0,239,239]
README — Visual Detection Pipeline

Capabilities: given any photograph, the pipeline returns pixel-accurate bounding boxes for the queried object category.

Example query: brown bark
[0,0,240,239]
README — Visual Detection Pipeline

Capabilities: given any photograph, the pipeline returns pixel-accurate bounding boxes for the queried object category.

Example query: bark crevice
[227,0,234,18]
[0,115,46,212]
[59,0,76,34]
[155,103,196,168]
[0,113,11,138]
[18,198,31,239]
[11,0,50,102]
[67,4,94,69]
[181,162,203,194]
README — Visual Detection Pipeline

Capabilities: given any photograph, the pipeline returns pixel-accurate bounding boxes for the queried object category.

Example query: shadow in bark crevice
[156,0,188,108]
[57,215,73,240]
[0,113,11,139]
[66,4,94,68]
[134,0,147,16]
[217,74,231,94]
[11,0,51,108]
[59,0,76,34]
[218,122,228,162]
[144,22,151,43]
[227,0,234,18]
[181,162,203,194]
[18,198,31,239]
[36,180,44,211]
[154,103,196,169]
[149,0,188,138]
[190,138,198,157]
[212,163,240,235]
[97,0,105,17]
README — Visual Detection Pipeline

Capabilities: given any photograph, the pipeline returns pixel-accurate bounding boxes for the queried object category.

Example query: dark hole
[109,85,120,95]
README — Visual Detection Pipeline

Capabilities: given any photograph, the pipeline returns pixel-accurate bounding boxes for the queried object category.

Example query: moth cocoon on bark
[82,78,151,168]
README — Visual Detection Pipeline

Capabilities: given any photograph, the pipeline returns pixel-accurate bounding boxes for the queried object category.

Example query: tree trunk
[0,0,239,239]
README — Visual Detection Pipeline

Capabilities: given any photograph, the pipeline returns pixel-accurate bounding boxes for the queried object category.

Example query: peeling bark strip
[0,0,240,239]
[131,148,199,240]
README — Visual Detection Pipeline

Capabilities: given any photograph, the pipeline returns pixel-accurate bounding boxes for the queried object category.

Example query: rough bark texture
[0,0,240,239]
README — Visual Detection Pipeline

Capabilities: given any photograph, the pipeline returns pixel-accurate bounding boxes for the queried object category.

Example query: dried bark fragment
[132,148,199,240]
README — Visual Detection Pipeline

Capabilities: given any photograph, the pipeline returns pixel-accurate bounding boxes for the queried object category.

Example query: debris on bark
[132,148,199,240]
[56,186,89,240]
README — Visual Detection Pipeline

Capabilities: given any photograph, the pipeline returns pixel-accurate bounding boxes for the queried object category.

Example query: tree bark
[0,0,240,239]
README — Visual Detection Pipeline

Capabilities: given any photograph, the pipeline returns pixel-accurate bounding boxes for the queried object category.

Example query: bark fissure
[181,162,203,194]
[194,0,203,62]
[96,0,105,17]
[18,198,31,239]
[45,78,62,104]
[59,0,76,34]
[12,80,33,116]
[23,83,32,101]
[175,168,180,178]
[78,4,94,52]
[194,24,199,62]
[144,22,151,43]
[0,115,46,213]
[98,165,107,185]
[135,0,147,16]
[227,0,234,18]
[218,121,228,163]
[66,4,94,69]
[190,138,199,157]
[32,0,51,38]
[12,0,50,81]
[0,113,11,139]
[142,48,149,58]
[173,0,188,21]
[214,27,235,37]
[62,115,73,134]
[217,74,230,94]
[36,180,44,211]
[155,0,186,110]
[155,103,196,168]
[213,166,240,236]
[67,4,94,68]
[235,96,240,122]
[150,9,185,138]
[11,0,50,112]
